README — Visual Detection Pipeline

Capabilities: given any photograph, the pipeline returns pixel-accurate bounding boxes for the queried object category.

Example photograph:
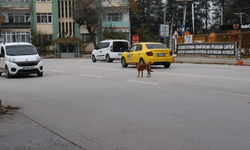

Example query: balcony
[101,0,129,7]
[102,21,130,28]
[1,23,31,29]
[1,0,30,8]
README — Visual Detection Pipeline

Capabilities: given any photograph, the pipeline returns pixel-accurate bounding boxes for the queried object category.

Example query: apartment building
[0,0,130,56]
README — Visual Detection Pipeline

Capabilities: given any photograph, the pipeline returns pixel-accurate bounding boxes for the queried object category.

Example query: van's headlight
[36,56,41,61]
[9,57,16,62]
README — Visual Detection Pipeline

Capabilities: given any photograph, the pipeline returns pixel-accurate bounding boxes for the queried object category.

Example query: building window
[2,32,30,43]
[36,0,50,1]
[66,22,68,36]
[65,1,68,18]
[69,22,72,36]
[62,22,65,35]
[81,34,93,44]
[61,1,64,18]
[37,13,52,23]
[58,1,60,18]
[107,13,122,22]
[8,0,30,2]
[59,22,61,37]
[8,14,29,23]
[69,1,72,18]
[103,14,107,22]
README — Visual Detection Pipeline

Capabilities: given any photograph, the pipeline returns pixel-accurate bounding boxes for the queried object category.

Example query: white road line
[80,74,103,78]
[200,68,229,71]
[49,70,67,74]
[210,90,250,98]
[126,80,159,85]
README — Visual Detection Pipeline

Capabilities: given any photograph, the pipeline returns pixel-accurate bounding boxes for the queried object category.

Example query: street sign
[133,35,139,42]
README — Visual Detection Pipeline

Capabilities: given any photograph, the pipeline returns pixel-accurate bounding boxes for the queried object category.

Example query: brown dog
[135,62,153,77]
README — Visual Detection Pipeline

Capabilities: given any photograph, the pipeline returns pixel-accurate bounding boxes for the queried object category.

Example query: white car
[92,39,129,62]
[0,42,43,78]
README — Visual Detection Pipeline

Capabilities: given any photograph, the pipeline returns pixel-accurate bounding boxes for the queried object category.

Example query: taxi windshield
[6,45,37,56]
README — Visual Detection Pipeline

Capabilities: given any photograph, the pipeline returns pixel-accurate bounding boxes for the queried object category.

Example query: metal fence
[177,32,250,58]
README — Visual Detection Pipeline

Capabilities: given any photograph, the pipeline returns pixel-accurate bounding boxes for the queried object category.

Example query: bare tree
[72,0,103,48]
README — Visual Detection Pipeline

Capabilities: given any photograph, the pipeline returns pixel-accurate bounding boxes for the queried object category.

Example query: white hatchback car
[0,42,43,78]
[92,39,129,62]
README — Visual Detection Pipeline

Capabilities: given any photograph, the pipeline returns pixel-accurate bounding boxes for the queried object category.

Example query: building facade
[0,0,130,55]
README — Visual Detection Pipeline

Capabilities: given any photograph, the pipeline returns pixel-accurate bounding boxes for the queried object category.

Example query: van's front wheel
[37,72,43,77]
[92,55,97,62]
[5,66,12,78]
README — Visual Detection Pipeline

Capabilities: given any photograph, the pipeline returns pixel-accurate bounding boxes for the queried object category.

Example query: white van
[0,42,43,78]
[92,39,129,62]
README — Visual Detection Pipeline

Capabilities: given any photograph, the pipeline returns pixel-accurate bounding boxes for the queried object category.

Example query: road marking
[157,72,250,82]
[49,70,68,74]
[200,68,229,71]
[210,90,250,98]
[126,80,159,85]
[80,74,103,78]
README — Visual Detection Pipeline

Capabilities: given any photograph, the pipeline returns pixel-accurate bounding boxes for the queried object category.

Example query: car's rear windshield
[6,45,37,56]
[146,44,167,49]
[113,42,128,52]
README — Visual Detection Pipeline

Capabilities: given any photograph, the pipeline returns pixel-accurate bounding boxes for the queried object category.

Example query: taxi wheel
[139,58,145,64]
[92,55,97,62]
[0,73,1,76]
[164,63,171,68]
[121,58,127,67]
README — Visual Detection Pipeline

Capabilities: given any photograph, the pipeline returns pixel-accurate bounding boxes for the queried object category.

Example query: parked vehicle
[0,42,43,78]
[92,39,129,62]
[121,42,173,68]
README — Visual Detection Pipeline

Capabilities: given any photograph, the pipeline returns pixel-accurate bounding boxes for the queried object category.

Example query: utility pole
[153,10,169,46]
[234,12,246,24]
[0,6,2,34]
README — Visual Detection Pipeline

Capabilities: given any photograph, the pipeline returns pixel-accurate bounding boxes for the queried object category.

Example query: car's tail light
[170,51,172,56]
[146,51,153,56]
[110,45,113,52]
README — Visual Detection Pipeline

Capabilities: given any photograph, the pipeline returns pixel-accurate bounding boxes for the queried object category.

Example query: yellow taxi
[121,42,173,68]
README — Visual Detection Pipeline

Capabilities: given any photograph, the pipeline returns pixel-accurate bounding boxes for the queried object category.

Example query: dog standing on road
[135,62,153,77]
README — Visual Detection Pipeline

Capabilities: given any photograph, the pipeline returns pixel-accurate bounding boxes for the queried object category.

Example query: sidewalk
[0,104,83,150]
[173,55,250,66]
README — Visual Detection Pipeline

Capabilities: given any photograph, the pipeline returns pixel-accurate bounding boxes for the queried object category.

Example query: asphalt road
[1,59,250,150]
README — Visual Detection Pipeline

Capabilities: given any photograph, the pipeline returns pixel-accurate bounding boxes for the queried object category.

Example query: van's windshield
[6,45,37,56]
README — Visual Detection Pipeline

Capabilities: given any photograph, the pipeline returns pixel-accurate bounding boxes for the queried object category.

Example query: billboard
[160,24,169,38]
[176,42,237,56]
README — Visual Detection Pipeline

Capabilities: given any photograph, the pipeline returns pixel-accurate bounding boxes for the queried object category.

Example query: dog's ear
[135,62,138,65]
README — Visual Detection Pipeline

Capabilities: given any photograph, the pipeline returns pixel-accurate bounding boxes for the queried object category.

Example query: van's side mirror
[95,46,99,50]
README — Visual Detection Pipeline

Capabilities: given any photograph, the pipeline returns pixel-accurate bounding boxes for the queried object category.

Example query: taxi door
[132,44,143,63]
[126,45,136,63]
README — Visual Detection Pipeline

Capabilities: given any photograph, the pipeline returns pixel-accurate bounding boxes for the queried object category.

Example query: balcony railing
[1,0,30,7]
[102,21,130,28]
[101,0,129,7]
[1,23,31,29]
